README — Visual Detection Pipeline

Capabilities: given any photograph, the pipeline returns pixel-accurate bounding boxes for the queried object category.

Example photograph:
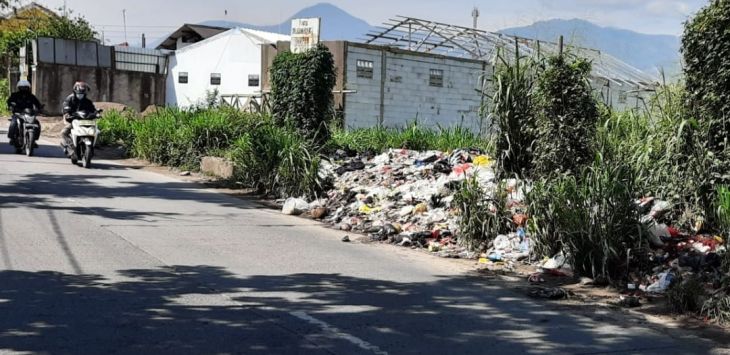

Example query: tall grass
[131,107,258,170]
[228,122,325,198]
[596,83,713,228]
[329,123,492,154]
[527,156,644,282]
[489,48,537,179]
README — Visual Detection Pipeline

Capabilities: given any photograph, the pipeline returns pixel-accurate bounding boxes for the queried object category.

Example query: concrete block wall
[33,63,166,115]
[343,44,488,133]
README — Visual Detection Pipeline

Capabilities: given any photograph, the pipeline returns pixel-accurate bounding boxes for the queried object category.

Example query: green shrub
[0,79,9,116]
[667,275,707,313]
[132,107,257,170]
[532,55,600,178]
[683,0,730,156]
[98,110,139,147]
[229,122,325,199]
[527,156,644,281]
[702,294,730,324]
[270,44,336,146]
[454,178,510,251]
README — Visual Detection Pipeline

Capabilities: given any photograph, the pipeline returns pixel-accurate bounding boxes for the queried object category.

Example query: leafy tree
[682,0,730,225]
[270,44,336,146]
[683,0,730,155]
[37,12,96,41]
[532,55,600,177]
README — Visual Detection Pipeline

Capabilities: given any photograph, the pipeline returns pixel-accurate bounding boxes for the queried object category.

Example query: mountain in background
[199,3,372,41]
[189,4,680,77]
[500,19,681,77]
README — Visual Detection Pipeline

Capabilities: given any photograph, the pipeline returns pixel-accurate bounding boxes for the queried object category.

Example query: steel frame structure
[363,16,657,88]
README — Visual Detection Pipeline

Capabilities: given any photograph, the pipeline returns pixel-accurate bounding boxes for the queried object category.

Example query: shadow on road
[0,142,66,159]
[0,266,719,354]
[0,169,264,222]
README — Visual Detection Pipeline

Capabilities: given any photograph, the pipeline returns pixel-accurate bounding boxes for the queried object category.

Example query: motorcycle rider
[61,81,96,147]
[6,80,43,147]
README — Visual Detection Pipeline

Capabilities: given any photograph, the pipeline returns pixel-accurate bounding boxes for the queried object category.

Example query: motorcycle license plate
[76,120,96,126]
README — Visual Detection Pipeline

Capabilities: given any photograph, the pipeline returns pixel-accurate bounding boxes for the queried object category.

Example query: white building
[165,28,290,108]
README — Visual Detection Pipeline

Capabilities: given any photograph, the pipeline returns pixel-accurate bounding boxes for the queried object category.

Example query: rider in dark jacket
[6,80,43,146]
[61,81,96,146]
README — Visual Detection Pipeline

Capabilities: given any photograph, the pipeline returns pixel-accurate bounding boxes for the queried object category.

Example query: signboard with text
[291,18,321,53]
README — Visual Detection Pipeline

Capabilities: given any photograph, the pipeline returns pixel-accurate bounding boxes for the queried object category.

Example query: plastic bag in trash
[542,252,570,270]
[282,198,309,215]
[642,272,674,293]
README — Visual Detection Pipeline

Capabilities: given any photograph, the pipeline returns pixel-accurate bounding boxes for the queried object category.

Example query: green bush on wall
[270,44,336,146]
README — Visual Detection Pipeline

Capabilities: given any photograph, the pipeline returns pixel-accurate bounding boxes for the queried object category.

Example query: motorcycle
[64,110,102,168]
[7,104,41,157]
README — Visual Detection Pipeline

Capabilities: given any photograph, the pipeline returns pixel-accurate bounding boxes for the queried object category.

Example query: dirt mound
[96,102,129,113]
[141,105,162,117]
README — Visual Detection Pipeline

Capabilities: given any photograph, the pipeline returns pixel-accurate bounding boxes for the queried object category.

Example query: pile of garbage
[631,197,727,295]
[283,148,514,258]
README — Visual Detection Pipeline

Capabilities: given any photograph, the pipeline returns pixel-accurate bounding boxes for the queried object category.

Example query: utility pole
[471,7,479,29]
[63,0,67,17]
[122,9,128,44]
[142,33,146,48]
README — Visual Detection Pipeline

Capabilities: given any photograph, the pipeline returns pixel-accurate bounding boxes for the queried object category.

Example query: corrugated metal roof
[156,24,229,50]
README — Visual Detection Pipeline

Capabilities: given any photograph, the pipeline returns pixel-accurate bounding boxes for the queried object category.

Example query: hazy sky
[32,0,707,45]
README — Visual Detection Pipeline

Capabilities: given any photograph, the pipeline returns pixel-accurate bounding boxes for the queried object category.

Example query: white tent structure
[166,28,290,108]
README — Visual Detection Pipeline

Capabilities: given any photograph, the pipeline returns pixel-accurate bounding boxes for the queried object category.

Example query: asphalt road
[0,127,723,354]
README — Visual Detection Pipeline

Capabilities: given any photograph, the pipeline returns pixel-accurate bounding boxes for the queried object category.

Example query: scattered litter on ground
[282,198,309,216]
[529,287,569,300]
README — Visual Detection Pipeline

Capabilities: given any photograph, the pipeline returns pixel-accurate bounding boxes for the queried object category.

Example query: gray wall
[343,43,488,132]
[33,63,166,115]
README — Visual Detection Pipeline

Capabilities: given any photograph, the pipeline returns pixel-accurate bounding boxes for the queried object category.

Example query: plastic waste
[644,272,674,293]
[647,223,670,247]
[282,198,309,215]
[472,155,492,167]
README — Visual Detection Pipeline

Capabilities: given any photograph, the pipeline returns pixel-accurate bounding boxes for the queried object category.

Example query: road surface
[0,129,723,354]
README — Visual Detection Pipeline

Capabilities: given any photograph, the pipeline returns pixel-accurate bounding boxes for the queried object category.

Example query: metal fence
[33,37,168,75]
[114,46,168,75]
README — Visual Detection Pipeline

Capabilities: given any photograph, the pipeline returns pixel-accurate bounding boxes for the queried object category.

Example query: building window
[618,92,628,104]
[356,59,374,79]
[210,73,221,86]
[429,69,444,87]
[248,74,260,87]
[178,72,188,84]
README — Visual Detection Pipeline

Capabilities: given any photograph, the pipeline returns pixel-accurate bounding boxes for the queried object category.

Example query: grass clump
[228,121,325,199]
[454,178,510,251]
[667,275,707,314]
[527,156,644,282]
[329,123,492,155]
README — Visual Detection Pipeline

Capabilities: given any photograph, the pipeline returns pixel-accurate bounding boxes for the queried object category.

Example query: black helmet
[73,81,89,100]
[73,81,90,94]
